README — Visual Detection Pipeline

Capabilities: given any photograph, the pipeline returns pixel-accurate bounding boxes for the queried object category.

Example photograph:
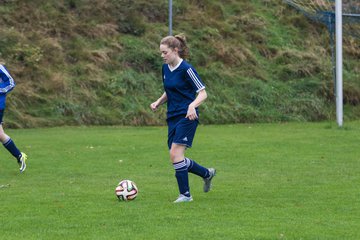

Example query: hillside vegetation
[0,0,359,128]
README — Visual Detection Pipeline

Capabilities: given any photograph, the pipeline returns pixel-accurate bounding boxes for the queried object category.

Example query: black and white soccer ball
[115,180,138,201]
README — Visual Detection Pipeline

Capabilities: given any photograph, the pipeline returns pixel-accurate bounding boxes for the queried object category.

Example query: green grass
[1,122,360,239]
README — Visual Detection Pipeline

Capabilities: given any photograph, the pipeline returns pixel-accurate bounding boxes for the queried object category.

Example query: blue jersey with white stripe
[0,65,16,109]
[162,59,205,119]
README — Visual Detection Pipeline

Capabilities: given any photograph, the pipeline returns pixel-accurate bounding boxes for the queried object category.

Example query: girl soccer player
[150,34,216,203]
[0,63,27,173]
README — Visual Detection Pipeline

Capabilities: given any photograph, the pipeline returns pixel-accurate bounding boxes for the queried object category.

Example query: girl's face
[160,44,178,65]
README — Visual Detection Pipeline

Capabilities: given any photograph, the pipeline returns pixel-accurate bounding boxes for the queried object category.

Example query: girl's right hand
[150,102,158,111]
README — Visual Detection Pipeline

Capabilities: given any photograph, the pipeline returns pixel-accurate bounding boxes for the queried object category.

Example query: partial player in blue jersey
[150,34,216,203]
[0,62,27,173]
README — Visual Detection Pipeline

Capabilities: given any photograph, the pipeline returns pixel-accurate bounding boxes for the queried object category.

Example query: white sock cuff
[173,159,187,170]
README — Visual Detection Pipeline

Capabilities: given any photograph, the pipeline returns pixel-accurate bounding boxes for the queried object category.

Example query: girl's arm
[0,65,15,94]
[150,92,168,111]
[186,89,207,120]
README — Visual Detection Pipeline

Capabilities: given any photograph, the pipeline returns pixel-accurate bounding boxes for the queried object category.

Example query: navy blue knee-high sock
[3,138,22,162]
[185,158,210,178]
[173,160,190,197]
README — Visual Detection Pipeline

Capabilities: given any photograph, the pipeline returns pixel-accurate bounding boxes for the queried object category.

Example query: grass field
[1,122,360,239]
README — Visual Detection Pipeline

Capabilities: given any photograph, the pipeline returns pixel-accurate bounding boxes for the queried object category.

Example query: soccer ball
[115,180,138,201]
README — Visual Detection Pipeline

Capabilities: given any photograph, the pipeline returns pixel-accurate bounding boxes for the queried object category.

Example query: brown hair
[160,33,189,59]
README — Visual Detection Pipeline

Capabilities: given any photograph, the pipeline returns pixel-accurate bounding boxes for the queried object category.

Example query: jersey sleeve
[0,65,16,94]
[185,67,205,92]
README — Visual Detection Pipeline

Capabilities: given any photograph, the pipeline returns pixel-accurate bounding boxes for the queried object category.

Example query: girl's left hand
[186,105,198,120]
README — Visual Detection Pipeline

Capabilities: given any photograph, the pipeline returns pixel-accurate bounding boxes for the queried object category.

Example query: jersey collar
[168,58,183,72]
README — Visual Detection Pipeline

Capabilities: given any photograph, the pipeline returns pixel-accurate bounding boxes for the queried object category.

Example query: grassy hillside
[0,0,359,128]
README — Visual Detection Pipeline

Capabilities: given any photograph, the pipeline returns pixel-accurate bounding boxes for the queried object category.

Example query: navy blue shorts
[167,115,199,149]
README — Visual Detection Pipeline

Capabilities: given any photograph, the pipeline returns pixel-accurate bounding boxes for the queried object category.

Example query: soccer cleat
[18,152,27,173]
[203,168,216,193]
[173,194,193,203]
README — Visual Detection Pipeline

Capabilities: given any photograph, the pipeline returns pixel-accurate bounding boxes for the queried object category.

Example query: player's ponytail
[174,34,189,60]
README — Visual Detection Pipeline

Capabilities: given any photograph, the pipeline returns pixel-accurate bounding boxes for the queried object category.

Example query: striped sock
[185,158,210,178]
[173,159,190,197]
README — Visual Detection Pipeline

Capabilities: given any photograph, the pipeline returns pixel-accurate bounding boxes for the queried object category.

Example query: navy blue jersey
[0,65,16,109]
[162,60,205,119]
